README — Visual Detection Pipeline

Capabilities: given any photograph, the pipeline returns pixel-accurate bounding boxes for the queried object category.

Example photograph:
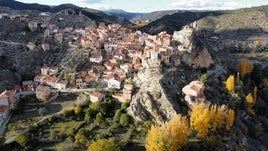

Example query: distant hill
[130,10,183,23]
[0,0,131,26]
[0,0,51,11]
[197,5,268,32]
[140,5,268,35]
[105,9,144,20]
[140,11,225,34]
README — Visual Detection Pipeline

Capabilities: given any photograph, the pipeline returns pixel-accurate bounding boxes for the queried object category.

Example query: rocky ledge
[128,61,180,125]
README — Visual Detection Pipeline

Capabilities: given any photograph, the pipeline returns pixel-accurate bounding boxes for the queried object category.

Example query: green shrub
[61,109,74,118]
[121,102,130,110]
[88,138,120,151]
[119,114,130,127]
[94,113,105,127]
[56,142,76,151]
[113,109,123,122]
[0,136,5,146]
[16,133,29,147]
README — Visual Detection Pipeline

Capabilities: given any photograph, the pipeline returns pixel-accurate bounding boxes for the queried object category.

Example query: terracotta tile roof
[0,105,9,112]
[13,85,22,91]
[34,75,45,81]
[57,80,68,84]
[43,76,59,82]
[91,92,103,98]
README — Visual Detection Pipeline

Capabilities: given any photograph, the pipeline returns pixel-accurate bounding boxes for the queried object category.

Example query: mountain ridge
[0,0,131,26]
[139,5,268,35]
[105,9,144,20]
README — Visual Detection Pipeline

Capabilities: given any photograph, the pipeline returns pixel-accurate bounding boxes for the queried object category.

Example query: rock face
[173,24,215,68]
[186,48,214,68]
[173,25,194,51]
[36,85,51,102]
[128,63,179,124]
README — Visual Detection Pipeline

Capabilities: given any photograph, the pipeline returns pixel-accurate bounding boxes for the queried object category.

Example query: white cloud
[68,0,111,10]
[167,0,241,10]
[70,0,103,4]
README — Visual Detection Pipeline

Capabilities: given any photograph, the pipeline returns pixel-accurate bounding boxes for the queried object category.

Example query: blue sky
[17,0,268,12]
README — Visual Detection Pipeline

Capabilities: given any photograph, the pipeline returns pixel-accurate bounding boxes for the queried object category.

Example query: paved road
[14,91,36,100]
[59,88,95,93]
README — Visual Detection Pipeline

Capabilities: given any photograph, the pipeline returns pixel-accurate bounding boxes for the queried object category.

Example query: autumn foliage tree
[75,133,88,147]
[146,115,189,151]
[88,138,120,151]
[237,61,253,80]
[190,102,235,139]
[226,75,235,92]
[16,133,29,147]
[245,89,257,115]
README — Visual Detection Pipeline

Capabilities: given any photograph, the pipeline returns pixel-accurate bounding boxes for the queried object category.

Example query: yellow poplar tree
[190,102,235,139]
[74,106,82,115]
[190,102,211,139]
[226,75,235,92]
[237,61,253,79]
[226,109,235,130]
[246,93,255,105]
[253,86,257,102]
[246,92,256,115]
[210,105,226,132]
[75,133,88,146]
[88,138,120,151]
[146,126,165,151]
[146,115,189,151]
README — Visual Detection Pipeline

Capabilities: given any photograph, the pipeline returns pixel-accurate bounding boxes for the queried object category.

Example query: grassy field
[5,117,41,140]
[4,94,78,141]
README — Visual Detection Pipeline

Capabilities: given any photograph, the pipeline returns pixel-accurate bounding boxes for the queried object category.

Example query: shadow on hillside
[159,65,200,115]
[140,11,227,34]
[216,28,268,41]
[190,28,268,55]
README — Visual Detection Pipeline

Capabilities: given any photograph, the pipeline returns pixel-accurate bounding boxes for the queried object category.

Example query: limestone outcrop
[128,63,179,124]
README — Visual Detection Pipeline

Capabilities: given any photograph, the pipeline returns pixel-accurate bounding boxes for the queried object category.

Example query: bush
[143,120,152,130]
[146,115,188,151]
[16,133,29,147]
[94,113,105,127]
[8,123,19,132]
[84,108,96,123]
[0,136,5,146]
[56,142,76,151]
[27,125,38,133]
[49,130,57,141]
[261,117,268,132]
[113,109,123,122]
[74,133,88,147]
[119,114,130,127]
[121,102,130,110]
[61,109,74,118]
[38,107,47,116]
[184,142,200,151]
[87,138,120,151]
[48,115,57,122]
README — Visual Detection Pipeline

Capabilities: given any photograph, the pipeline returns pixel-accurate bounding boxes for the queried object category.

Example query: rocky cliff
[128,60,200,124]
[128,62,178,124]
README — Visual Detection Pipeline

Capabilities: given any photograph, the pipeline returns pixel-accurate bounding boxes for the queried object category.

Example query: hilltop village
[1,2,268,151]
[0,10,206,135]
